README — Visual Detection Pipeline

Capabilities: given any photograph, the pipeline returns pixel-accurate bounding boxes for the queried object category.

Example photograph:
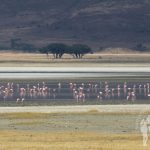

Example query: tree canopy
[48,43,69,58]
[70,44,92,58]
[39,43,93,59]
[39,43,69,58]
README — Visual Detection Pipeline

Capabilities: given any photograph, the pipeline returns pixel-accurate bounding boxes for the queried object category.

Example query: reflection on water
[0,80,150,103]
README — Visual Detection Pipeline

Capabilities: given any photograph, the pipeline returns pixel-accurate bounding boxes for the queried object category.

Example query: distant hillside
[0,0,150,51]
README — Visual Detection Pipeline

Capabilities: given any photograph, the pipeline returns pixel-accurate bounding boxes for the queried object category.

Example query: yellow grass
[0,112,149,150]
[0,51,150,67]
[0,112,52,119]
[1,111,150,119]
[0,131,147,150]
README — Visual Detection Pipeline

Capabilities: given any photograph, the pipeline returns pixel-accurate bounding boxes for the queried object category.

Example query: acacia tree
[39,43,69,59]
[39,43,93,59]
[70,44,92,58]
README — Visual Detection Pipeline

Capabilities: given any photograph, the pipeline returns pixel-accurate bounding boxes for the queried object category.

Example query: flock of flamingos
[0,81,150,104]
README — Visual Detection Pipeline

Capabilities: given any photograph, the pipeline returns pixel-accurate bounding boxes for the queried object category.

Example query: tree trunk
[75,53,78,58]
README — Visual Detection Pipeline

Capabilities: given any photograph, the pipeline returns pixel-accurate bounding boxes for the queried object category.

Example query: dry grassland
[0,112,148,150]
[0,51,150,67]
[0,131,145,150]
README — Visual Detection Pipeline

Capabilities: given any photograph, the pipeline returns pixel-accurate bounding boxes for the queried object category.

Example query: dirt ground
[1,105,150,113]
[0,104,150,149]
[0,112,148,150]
[0,113,139,133]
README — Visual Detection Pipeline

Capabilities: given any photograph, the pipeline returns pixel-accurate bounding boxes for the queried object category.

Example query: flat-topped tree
[39,43,93,59]
[40,43,69,59]
[70,44,92,59]
[48,43,69,58]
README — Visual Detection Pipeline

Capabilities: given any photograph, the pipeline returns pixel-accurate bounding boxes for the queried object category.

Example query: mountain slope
[0,0,150,50]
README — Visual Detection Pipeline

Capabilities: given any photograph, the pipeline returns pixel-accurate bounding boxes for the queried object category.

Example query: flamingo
[16,98,25,104]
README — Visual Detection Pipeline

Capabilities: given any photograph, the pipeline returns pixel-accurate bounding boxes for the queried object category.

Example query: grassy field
[0,131,145,150]
[0,52,150,67]
[0,112,148,150]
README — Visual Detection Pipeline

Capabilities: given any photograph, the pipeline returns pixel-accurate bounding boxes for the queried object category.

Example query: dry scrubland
[0,50,150,67]
[0,112,148,150]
